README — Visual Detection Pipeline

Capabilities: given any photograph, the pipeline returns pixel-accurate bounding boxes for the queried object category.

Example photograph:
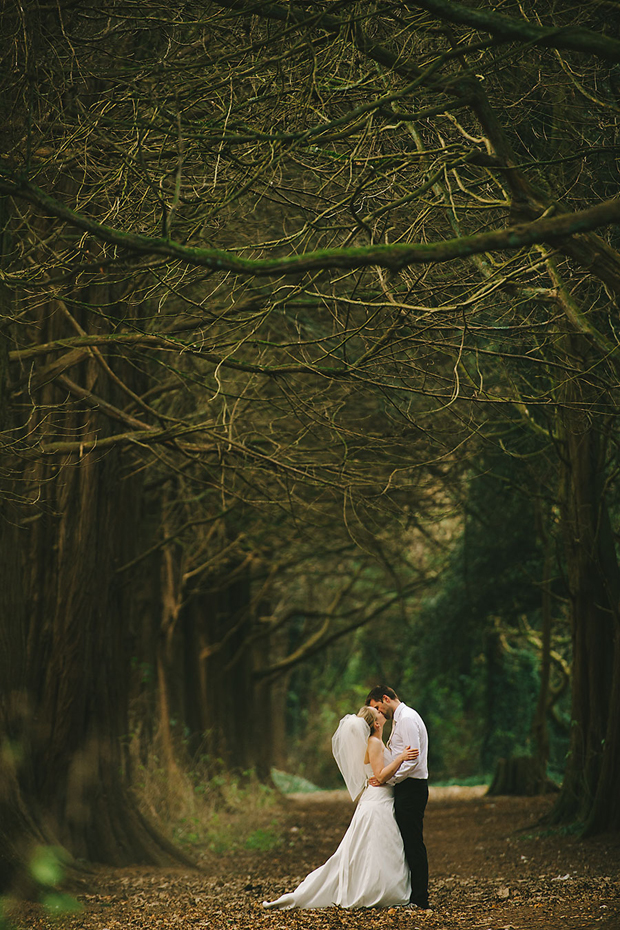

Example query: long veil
[331,714,369,802]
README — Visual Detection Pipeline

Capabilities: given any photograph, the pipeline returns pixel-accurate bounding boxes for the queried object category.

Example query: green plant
[244,825,282,852]
[27,845,82,919]
[130,742,285,856]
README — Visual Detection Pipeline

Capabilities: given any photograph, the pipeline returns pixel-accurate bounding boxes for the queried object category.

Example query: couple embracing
[264,685,430,912]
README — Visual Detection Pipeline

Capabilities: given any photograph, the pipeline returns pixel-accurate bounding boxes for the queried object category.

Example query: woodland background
[1,0,620,907]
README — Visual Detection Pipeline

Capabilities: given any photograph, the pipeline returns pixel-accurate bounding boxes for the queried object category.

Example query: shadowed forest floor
[8,791,620,930]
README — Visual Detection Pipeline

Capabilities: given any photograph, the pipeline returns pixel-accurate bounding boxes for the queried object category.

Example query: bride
[263,705,418,909]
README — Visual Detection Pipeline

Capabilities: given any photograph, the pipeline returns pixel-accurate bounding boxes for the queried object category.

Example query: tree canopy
[2,0,620,890]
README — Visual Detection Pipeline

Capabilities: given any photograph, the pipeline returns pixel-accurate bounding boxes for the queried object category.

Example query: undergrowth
[131,750,285,856]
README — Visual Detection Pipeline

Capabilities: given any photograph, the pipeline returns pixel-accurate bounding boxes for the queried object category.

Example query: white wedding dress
[263,760,411,909]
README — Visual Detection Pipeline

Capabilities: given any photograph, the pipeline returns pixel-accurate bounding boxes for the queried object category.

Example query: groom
[366,685,430,911]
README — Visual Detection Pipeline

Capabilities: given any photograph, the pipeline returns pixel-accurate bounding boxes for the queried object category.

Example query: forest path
[11,792,620,930]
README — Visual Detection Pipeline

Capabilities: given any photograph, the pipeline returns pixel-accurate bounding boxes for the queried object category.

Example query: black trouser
[393,777,429,907]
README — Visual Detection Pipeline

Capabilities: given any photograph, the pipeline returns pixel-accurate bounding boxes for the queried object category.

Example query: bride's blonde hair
[357,705,377,733]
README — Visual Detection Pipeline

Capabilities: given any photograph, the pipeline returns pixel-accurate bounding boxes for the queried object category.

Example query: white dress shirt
[387,701,428,783]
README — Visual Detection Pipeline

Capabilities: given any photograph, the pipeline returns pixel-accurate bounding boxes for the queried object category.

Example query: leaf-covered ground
[7,790,620,930]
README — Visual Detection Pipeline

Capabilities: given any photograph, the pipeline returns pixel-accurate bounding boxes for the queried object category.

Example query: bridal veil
[331,713,369,801]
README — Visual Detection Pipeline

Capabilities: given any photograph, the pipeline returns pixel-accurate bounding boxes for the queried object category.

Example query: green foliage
[0,845,80,929]
[418,677,485,779]
[244,825,282,852]
[130,657,154,685]
[284,624,382,788]
[0,899,11,930]
[282,444,571,788]
[28,846,81,920]
[521,821,584,840]
[198,812,284,855]
[131,747,286,855]
[271,769,321,794]
[399,449,570,780]
[40,892,82,917]
[28,846,67,888]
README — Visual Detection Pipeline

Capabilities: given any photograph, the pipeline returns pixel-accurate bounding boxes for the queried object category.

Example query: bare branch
[2,175,619,276]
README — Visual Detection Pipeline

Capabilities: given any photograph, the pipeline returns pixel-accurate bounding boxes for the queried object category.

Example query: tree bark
[0,277,44,891]
[0,288,193,887]
[530,518,554,792]
[550,398,620,830]
[178,568,275,778]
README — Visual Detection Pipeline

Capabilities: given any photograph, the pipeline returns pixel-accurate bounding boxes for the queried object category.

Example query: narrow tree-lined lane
[4,0,620,898]
[8,793,620,930]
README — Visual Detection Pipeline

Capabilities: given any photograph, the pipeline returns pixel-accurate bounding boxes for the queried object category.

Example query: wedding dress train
[263,763,410,909]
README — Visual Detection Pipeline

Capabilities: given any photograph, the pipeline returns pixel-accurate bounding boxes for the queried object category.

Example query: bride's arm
[368,736,418,785]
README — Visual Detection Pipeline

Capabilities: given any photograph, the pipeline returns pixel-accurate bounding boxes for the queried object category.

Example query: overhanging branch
[2,174,619,276]
[404,0,620,61]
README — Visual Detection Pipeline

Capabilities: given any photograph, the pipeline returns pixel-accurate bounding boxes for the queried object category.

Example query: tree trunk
[530,521,554,791]
[488,756,558,798]
[586,622,620,833]
[179,568,275,778]
[488,530,559,798]
[154,540,189,800]
[0,289,192,889]
[0,277,45,891]
[550,407,620,831]
[22,410,189,866]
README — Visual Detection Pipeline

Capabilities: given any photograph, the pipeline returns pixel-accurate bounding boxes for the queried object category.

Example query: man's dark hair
[365,685,398,705]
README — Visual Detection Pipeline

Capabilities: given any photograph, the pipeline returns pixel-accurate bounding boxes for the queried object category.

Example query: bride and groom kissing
[264,685,431,912]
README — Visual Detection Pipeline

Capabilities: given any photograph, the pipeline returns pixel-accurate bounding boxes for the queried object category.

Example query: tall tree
[1,4,620,891]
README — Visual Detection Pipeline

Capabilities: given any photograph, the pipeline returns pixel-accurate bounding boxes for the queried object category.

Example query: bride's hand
[401,745,419,761]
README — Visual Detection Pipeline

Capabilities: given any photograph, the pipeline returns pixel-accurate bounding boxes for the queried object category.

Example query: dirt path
[8,791,620,930]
